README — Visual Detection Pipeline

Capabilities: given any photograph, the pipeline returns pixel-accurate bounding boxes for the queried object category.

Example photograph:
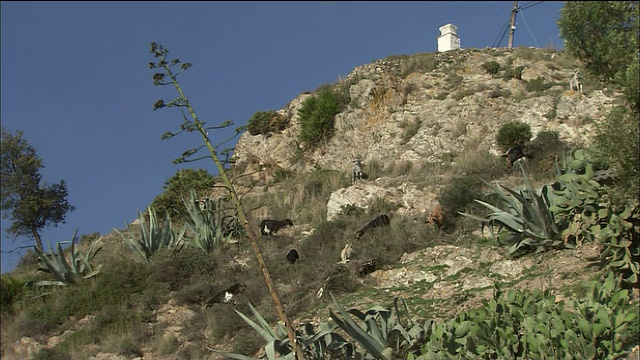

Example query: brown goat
[427,204,444,230]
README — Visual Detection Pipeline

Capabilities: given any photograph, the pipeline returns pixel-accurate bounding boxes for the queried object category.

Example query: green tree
[593,106,640,198]
[150,168,216,222]
[558,1,640,197]
[1,127,75,252]
[558,2,638,86]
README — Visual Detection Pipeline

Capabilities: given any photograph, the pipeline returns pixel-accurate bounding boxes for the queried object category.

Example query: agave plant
[114,206,186,262]
[209,301,356,359]
[33,228,103,286]
[329,292,430,359]
[460,162,564,256]
[182,189,234,253]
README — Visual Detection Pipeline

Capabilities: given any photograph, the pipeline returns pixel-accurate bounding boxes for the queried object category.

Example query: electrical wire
[519,7,541,47]
[518,1,545,12]
[492,18,512,48]
[491,1,545,48]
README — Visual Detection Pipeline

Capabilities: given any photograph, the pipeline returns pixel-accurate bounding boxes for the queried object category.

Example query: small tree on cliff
[558,1,639,198]
[0,127,75,253]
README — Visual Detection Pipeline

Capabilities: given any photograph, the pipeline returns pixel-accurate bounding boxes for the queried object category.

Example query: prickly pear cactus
[549,149,639,286]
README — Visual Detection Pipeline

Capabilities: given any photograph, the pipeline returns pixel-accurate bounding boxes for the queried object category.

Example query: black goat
[355,214,390,240]
[357,259,379,277]
[501,144,532,167]
[287,249,299,264]
[260,219,294,237]
[204,283,246,307]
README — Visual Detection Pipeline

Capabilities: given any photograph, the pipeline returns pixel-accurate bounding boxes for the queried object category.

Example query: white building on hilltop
[437,23,461,52]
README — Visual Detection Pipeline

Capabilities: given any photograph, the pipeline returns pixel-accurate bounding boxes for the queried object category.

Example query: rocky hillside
[231,46,621,218]
[2,47,638,360]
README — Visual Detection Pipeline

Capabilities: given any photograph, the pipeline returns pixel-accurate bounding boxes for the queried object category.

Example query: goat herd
[258,203,445,269]
[206,207,444,306]
[208,141,541,305]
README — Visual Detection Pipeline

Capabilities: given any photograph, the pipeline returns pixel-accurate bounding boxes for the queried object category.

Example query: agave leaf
[458,212,490,223]
[182,189,233,253]
[33,228,102,285]
[246,302,280,339]
[234,309,277,342]
[33,280,66,287]
[367,317,386,345]
[330,292,386,357]
[115,207,183,261]
[265,340,277,360]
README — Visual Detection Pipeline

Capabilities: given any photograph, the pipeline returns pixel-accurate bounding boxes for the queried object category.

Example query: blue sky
[1,1,565,273]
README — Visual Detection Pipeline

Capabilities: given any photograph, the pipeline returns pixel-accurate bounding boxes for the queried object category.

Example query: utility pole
[507,1,518,49]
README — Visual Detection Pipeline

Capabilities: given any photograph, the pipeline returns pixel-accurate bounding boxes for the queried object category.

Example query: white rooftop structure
[437,23,461,52]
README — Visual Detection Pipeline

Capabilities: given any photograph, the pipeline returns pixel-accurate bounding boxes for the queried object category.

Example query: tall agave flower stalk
[148,43,304,359]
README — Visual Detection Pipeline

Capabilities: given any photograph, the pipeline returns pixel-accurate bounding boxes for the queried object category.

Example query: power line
[492,18,512,48]
[492,1,546,48]
[519,7,541,47]
[518,1,545,12]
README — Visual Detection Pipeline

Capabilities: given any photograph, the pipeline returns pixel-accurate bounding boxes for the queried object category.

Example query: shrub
[525,76,554,92]
[594,106,639,200]
[367,159,384,180]
[502,65,525,80]
[435,92,449,100]
[528,130,564,153]
[513,46,546,61]
[231,329,264,356]
[16,248,39,269]
[445,74,464,89]
[273,168,295,183]
[399,117,422,144]
[482,61,500,75]
[453,88,478,101]
[526,130,567,178]
[94,257,153,308]
[544,94,561,120]
[150,168,216,222]
[33,348,72,360]
[340,204,365,218]
[247,110,288,136]
[462,164,565,257]
[390,160,414,176]
[1,275,29,314]
[149,247,216,291]
[401,53,439,77]
[298,87,342,149]
[496,121,532,151]
[324,265,360,295]
[302,167,348,200]
[438,175,486,219]
[114,336,144,357]
[366,196,399,215]
[401,82,419,99]
[79,232,101,244]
